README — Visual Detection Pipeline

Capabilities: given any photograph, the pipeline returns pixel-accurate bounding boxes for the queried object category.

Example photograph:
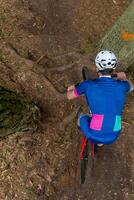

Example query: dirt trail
[0,0,133,200]
[27,1,134,199]
[27,0,132,55]
[45,83,134,200]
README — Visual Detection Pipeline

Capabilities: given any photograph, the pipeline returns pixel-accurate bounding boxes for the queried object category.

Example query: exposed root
[33,51,81,72]
[8,43,22,57]
[37,75,65,100]
[0,60,17,83]
[29,51,80,67]
[34,54,49,65]
[49,63,77,72]
[52,51,80,60]
[3,45,66,101]
[59,107,81,130]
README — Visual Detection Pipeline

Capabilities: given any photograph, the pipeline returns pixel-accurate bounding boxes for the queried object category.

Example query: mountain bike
[79,66,96,184]
[79,66,117,184]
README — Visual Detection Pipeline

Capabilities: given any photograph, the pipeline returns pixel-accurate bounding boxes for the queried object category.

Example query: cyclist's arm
[67,81,89,100]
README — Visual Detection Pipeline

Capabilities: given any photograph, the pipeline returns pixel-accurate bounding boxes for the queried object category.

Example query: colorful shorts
[78,114,120,144]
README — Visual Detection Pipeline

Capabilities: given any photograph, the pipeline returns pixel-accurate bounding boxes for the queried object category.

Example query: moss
[26,186,34,194]
[16,143,23,150]
[0,51,5,61]
[0,86,40,137]
[0,15,6,22]
[99,1,134,71]
[126,64,134,79]
[81,37,96,54]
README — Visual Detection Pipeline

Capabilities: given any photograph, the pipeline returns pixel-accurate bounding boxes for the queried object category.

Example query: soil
[0,0,134,200]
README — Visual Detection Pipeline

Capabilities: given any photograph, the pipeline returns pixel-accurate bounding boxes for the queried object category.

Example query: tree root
[59,107,81,130]
[3,45,66,101]
[48,63,78,72]
[52,51,80,60]
[30,51,80,67]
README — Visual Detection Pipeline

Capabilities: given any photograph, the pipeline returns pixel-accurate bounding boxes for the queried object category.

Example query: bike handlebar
[82,66,118,80]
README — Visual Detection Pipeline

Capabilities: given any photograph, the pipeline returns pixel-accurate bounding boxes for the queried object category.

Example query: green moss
[99,1,134,69]
[82,46,93,54]
[26,186,34,193]
[0,86,40,137]
[81,37,96,54]
[0,16,6,22]
[126,64,134,80]
[16,143,23,150]
[0,51,5,61]
[0,30,5,38]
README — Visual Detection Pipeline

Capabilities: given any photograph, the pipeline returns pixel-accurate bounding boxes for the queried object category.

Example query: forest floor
[0,0,134,200]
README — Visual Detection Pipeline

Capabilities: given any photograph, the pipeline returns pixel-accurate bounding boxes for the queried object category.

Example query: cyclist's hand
[67,85,75,91]
[116,72,127,80]
[67,85,78,100]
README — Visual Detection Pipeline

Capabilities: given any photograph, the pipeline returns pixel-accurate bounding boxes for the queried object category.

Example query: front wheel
[82,66,90,81]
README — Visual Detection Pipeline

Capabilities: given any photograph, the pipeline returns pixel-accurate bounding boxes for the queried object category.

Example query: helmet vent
[98,63,103,68]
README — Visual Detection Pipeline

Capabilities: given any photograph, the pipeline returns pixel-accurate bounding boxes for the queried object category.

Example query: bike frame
[80,136,95,160]
[79,66,117,184]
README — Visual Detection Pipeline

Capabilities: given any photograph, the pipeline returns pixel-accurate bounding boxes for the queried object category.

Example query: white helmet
[95,50,117,72]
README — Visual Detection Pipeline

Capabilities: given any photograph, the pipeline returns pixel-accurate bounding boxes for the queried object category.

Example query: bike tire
[80,66,94,184]
[81,158,87,184]
[82,66,90,81]
[81,139,89,184]
[81,140,94,184]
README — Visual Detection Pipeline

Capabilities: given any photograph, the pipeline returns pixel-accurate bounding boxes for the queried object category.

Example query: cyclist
[67,50,133,145]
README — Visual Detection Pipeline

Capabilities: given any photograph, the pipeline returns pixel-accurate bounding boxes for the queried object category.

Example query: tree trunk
[99,0,134,72]
[0,86,40,137]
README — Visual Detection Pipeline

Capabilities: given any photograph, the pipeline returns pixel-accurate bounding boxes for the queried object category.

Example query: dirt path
[0,0,133,200]
[45,82,134,200]
[27,0,132,55]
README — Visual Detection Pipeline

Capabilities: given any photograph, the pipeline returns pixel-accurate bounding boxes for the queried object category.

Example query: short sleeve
[121,81,132,93]
[75,80,89,96]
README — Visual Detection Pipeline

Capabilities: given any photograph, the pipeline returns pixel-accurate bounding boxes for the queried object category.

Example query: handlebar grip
[111,74,118,78]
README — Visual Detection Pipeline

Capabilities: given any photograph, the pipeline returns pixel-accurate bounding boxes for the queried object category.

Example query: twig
[34,54,49,65]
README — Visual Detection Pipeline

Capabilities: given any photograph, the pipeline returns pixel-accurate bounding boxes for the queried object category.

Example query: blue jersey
[75,77,131,144]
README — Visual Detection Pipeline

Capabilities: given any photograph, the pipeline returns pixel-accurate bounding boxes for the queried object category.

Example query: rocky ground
[0,0,133,199]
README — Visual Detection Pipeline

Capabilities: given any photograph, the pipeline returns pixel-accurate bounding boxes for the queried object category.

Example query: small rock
[46,175,52,183]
